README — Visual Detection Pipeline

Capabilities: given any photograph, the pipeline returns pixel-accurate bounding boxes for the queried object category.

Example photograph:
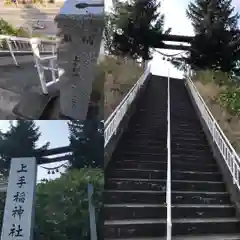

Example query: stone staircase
[104,75,240,239]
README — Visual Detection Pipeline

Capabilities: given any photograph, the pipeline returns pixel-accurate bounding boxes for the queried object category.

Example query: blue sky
[105,0,240,78]
[0,121,70,182]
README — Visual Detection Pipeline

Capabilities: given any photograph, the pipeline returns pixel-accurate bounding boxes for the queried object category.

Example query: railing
[166,68,172,240]
[104,62,151,147]
[0,35,62,94]
[30,38,63,94]
[186,70,240,190]
[0,35,58,64]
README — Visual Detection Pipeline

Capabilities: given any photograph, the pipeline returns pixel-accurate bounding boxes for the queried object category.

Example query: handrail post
[166,67,172,240]
[88,184,97,240]
[6,38,18,66]
[30,38,48,94]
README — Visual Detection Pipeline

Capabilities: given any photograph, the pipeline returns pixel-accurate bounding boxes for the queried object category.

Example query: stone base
[13,91,59,119]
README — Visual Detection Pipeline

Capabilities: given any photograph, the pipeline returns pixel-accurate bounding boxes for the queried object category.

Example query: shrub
[0,19,28,36]
[218,87,240,116]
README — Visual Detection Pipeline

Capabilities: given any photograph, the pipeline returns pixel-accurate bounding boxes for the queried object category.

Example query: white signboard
[1,157,37,240]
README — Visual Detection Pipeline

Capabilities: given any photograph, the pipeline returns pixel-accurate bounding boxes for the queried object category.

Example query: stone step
[122,150,212,157]
[104,190,231,205]
[105,178,226,192]
[114,160,218,172]
[133,122,201,128]
[125,132,206,140]
[123,142,210,150]
[105,235,240,240]
[125,155,215,165]
[104,204,236,220]
[132,129,205,136]
[122,144,213,154]
[125,137,206,145]
[104,218,240,238]
[108,169,222,181]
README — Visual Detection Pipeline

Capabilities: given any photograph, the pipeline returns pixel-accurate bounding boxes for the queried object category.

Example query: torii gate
[152,33,194,51]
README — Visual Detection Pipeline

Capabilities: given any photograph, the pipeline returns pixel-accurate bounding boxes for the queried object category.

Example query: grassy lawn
[192,70,240,152]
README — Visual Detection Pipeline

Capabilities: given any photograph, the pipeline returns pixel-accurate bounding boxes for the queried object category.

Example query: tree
[185,0,240,72]
[34,169,104,240]
[106,0,167,60]
[68,121,104,169]
[0,120,49,177]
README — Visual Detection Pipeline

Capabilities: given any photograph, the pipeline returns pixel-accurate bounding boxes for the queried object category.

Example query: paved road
[0,4,60,35]
[0,55,54,119]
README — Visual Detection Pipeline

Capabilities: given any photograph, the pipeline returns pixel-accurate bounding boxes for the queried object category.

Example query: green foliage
[0,169,104,239]
[68,121,104,169]
[0,18,51,39]
[0,120,49,177]
[185,0,240,73]
[0,19,30,50]
[35,169,103,240]
[218,87,240,116]
[0,19,24,36]
[106,0,165,60]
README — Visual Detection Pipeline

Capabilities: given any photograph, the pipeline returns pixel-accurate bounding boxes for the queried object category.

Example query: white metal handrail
[166,68,172,240]
[186,71,240,190]
[0,35,59,67]
[30,37,61,94]
[0,35,59,61]
[33,54,65,94]
[0,35,61,94]
[104,63,150,147]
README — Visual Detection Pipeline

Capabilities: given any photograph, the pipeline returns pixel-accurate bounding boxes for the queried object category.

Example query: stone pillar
[55,0,104,120]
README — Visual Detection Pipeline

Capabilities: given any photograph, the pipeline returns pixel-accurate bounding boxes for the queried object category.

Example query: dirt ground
[194,81,240,152]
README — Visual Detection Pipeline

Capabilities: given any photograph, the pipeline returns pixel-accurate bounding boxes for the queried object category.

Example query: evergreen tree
[186,0,240,72]
[106,0,167,60]
[0,120,49,177]
[68,120,104,169]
